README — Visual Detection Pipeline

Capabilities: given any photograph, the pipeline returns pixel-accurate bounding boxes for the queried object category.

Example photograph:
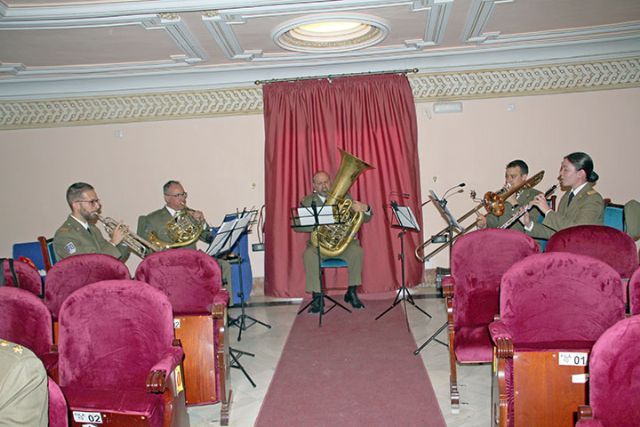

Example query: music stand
[292,202,351,327]
[376,201,432,321]
[414,190,463,354]
[207,210,271,342]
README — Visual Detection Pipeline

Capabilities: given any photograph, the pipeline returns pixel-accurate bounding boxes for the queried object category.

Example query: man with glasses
[53,182,129,261]
[137,180,232,291]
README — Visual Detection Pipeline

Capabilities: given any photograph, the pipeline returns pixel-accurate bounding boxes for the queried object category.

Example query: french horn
[147,208,205,250]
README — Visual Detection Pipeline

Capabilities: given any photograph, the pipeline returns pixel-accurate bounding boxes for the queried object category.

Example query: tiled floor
[188,288,492,427]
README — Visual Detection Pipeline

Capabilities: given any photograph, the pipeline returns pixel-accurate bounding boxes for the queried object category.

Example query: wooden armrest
[146,370,167,393]
[577,405,593,420]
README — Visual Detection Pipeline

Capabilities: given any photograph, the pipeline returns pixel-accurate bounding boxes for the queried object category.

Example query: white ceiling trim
[1,57,637,130]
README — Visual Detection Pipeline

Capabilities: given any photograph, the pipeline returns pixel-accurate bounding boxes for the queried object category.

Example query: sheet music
[393,205,420,231]
[297,205,336,226]
[206,211,254,257]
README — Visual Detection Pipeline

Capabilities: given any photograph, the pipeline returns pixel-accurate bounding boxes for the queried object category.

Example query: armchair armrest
[146,345,184,393]
[442,276,454,298]
[489,320,513,359]
[213,288,230,307]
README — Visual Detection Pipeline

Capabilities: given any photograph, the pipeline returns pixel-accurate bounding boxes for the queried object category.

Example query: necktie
[567,192,575,206]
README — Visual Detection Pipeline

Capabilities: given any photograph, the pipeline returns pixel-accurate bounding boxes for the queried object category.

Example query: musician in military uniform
[298,170,372,313]
[0,339,48,426]
[522,152,604,239]
[477,160,542,231]
[53,182,129,261]
[137,180,232,291]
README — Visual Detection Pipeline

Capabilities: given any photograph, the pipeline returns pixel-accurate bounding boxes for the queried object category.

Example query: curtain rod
[254,68,419,85]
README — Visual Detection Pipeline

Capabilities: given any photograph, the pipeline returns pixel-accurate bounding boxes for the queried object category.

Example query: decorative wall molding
[1,58,638,130]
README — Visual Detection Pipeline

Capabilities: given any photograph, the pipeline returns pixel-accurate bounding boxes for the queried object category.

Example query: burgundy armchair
[136,248,230,422]
[629,268,640,315]
[57,279,189,427]
[44,253,130,341]
[575,316,640,427]
[0,287,56,371]
[48,377,68,427]
[489,253,626,427]
[443,228,539,411]
[1,258,43,296]
[545,224,639,306]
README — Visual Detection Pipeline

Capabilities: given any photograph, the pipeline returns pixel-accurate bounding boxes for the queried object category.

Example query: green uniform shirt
[528,182,604,240]
[53,215,129,261]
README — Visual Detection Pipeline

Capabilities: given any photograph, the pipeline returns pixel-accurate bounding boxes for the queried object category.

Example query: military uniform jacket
[137,207,211,250]
[528,182,604,240]
[485,187,542,231]
[296,193,372,239]
[0,340,47,427]
[53,215,129,261]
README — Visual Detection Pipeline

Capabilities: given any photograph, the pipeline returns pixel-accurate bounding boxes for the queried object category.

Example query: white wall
[1,87,638,275]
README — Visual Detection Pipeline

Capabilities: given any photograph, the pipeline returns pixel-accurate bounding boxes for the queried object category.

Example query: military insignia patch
[65,242,77,254]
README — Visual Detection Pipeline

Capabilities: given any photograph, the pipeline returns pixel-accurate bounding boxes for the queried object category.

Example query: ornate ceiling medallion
[273,14,388,53]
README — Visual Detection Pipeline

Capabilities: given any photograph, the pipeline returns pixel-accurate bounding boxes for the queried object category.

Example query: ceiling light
[273,14,388,53]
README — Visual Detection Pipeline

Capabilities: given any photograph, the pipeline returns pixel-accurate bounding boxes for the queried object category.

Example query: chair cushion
[453,326,493,363]
[62,387,163,427]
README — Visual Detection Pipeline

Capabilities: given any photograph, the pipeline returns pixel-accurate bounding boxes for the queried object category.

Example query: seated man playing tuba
[137,180,232,292]
[297,170,372,313]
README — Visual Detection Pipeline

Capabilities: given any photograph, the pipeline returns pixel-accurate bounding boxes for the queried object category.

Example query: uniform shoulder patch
[65,242,77,254]
[586,190,597,195]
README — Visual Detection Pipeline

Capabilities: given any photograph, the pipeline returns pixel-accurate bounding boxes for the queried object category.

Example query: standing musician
[53,182,129,261]
[477,160,542,231]
[297,171,372,313]
[137,180,232,291]
[521,152,604,239]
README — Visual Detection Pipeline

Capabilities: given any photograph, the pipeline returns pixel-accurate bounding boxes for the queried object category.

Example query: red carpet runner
[255,299,446,426]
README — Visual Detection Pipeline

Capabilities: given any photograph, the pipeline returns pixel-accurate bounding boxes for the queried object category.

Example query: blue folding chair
[12,236,56,277]
[604,202,625,232]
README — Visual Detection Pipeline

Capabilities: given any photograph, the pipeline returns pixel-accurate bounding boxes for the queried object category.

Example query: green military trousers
[303,240,363,293]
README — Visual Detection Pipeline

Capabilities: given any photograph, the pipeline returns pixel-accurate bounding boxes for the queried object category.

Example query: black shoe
[344,286,365,309]
[308,292,324,314]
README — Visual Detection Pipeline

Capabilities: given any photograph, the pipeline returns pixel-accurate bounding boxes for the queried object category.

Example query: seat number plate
[558,352,588,366]
[72,411,103,423]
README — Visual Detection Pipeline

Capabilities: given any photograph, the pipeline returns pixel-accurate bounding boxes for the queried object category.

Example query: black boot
[344,286,365,309]
[308,292,324,314]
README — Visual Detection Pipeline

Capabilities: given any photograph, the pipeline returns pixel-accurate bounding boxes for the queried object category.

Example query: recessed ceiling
[0,0,639,100]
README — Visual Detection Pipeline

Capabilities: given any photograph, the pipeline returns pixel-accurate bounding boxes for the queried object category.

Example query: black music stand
[376,201,432,321]
[293,202,351,327]
[414,190,464,354]
[207,210,271,342]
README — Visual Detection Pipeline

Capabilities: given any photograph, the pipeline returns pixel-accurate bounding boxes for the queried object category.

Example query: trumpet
[415,171,545,262]
[97,215,160,258]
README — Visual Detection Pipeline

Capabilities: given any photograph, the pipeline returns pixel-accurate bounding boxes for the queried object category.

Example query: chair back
[44,253,130,319]
[585,316,640,426]
[135,248,226,314]
[1,258,43,296]
[57,279,175,389]
[499,252,626,345]
[603,201,625,231]
[545,225,638,279]
[0,287,53,357]
[47,377,68,427]
[451,229,539,329]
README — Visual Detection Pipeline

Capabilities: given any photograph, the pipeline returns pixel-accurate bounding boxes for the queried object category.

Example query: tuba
[97,215,160,258]
[310,150,374,257]
[147,208,205,250]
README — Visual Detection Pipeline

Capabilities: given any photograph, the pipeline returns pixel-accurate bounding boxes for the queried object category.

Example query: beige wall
[1,87,638,275]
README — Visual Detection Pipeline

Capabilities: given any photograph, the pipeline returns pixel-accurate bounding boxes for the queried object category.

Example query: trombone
[415,171,545,262]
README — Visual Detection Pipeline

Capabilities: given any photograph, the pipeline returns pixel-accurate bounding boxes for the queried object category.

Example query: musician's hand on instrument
[476,212,487,229]
[191,210,205,222]
[531,194,551,215]
[352,201,369,213]
[111,222,127,245]
[519,211,532,226]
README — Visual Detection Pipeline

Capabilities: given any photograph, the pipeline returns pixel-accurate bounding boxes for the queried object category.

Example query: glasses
[75,199,101,205]
[165,192,188,198]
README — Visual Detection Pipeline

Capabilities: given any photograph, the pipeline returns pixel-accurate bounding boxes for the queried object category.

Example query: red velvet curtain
[263,74,423,297]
